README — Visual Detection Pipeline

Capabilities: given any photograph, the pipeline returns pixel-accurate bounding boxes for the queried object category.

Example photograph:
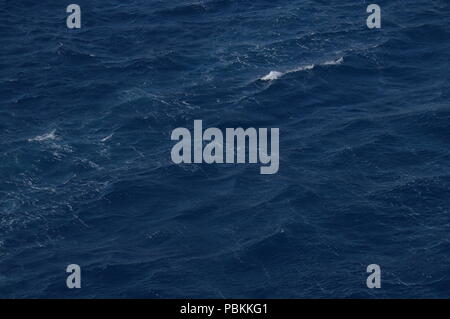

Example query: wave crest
[260,57,344,81]
[28,130,57,142]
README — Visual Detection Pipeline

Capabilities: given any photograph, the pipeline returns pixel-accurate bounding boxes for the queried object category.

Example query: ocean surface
[1,0,450,298]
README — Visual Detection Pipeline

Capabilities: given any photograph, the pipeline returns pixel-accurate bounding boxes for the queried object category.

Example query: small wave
[28,130,57,142]
[260,71,284,81]
[260,57,344,81]
[101,133,114,143]
[323,57,344,65]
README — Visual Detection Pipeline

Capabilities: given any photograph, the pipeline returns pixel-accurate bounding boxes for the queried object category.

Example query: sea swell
[1,0,450,298]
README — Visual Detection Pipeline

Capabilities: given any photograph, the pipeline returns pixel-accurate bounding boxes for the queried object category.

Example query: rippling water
[1,0,450,298]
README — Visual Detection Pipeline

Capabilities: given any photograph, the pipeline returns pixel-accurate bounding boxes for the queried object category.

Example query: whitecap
[260,65,315,81]
[290,64,315,72]
[323,57,344,65]
[260,71,284,81]
[260,57,343,81]
[28,129,57,142]
[101,133,114,143]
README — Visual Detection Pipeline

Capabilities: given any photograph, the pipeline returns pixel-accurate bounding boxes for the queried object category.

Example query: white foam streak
[323,57,344,65]
[28,130,57,142]
[260,57,343,81]
[101,133,114,143]
[260,71,284,81]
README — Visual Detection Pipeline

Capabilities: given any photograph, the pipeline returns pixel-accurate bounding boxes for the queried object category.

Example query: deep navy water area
[1,0,450,298]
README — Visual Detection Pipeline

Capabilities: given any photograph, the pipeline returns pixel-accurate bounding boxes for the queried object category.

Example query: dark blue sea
[1,0,450,298]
